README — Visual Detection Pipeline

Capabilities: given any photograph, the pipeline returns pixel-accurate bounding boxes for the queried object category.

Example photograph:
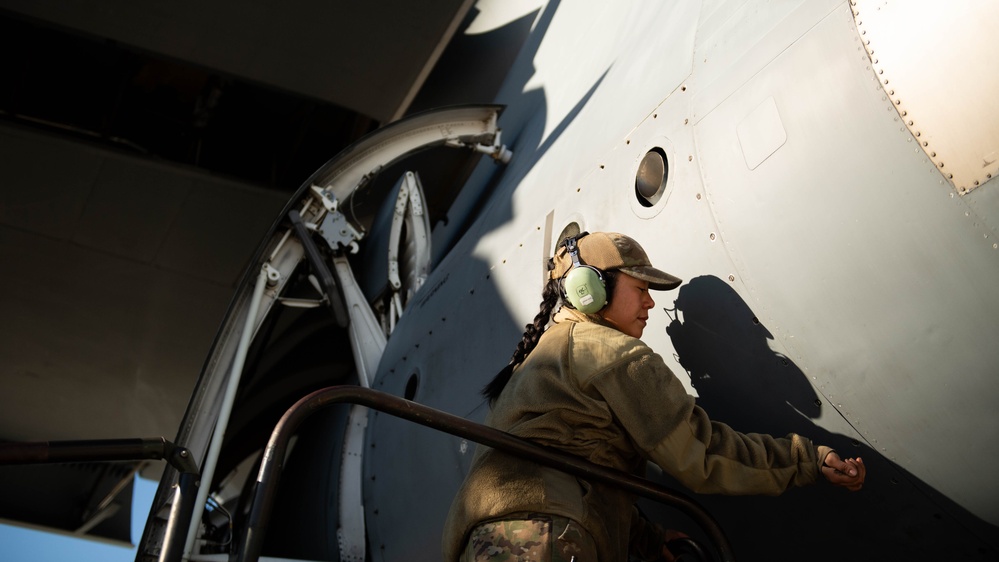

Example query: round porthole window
[635,147,669,207]
[405,372,419,400]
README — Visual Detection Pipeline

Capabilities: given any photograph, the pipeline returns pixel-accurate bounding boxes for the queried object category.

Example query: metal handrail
[0,437,200,562]
[0,437,198,474]
[236,385,735,562]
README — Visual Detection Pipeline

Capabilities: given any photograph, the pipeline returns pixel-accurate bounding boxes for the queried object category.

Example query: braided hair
[482,270,618,404]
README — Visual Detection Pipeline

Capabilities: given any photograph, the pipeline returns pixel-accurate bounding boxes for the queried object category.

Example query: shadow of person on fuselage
[648,275,998,562]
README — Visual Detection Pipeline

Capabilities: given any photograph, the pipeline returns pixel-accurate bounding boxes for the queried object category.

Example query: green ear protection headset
[561,235,607,314]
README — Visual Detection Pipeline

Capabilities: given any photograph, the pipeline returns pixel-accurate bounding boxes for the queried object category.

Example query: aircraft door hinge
[309,184,339,213]
[445,126,513,163]
[262,263,282,287]
[477,129,513,163]
[308,183,364,254]
[317,208,363,254]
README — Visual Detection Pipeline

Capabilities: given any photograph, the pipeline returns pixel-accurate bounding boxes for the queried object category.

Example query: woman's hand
[821,451,866,491]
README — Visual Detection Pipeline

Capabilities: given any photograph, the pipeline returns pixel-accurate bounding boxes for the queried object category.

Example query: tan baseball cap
[550,231,682,290]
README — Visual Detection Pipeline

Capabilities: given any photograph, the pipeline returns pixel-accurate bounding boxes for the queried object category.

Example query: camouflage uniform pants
[461,514,599,561]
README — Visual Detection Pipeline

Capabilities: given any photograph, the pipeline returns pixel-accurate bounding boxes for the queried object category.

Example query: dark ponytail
[482,278,562,403]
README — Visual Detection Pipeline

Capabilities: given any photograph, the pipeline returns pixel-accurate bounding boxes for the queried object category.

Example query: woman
[442,231,865,561]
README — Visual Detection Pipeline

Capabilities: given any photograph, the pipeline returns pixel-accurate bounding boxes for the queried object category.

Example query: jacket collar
[553,305,614,330]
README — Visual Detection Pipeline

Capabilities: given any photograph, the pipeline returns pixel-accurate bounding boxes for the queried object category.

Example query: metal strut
[288,209,349,328]
[0,437,200,562]
[236,386,736,562]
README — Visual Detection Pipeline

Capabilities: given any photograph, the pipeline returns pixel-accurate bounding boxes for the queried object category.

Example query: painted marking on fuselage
[415,272,450,310]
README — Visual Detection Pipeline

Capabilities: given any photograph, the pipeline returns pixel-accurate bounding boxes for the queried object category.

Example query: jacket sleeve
[586,346,827,495]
